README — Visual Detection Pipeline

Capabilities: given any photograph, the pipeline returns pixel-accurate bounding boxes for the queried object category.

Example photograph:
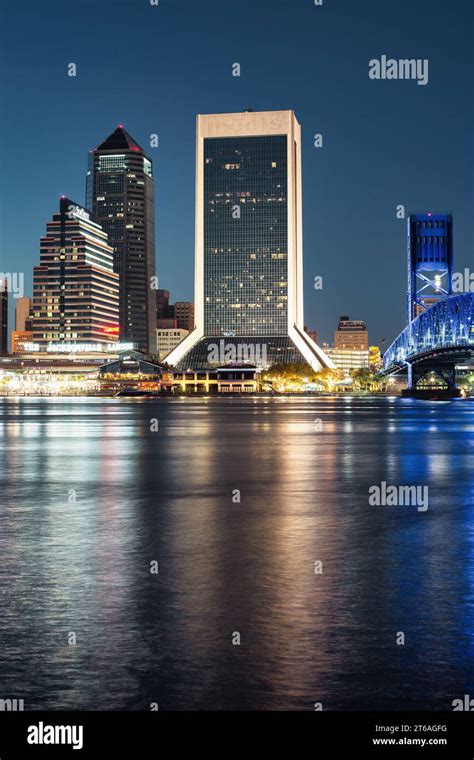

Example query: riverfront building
[86,126,157,352]
[165,110,333,371]
[32,198,119,347]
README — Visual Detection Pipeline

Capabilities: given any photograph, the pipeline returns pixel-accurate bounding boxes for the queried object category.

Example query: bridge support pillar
[403,358,462,399]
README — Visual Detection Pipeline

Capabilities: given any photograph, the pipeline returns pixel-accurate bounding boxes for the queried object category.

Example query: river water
[0,396,473,710]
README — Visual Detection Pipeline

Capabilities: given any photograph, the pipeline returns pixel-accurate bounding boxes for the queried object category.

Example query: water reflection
[0,397,472,709]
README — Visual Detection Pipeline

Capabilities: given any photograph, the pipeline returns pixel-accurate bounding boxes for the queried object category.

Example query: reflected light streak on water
[0,396,473,710]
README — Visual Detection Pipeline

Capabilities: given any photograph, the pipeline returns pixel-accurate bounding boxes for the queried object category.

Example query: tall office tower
[407,213,453,323]
[15,297,32,332]
[335,316,369,350]
[86,126,157,352]
[32,197,119,347]
[166,110,332,370]
[174,301,194,332]
[0,278,8,353]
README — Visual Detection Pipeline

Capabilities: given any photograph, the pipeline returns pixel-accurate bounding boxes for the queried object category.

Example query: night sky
[0,0,472,346]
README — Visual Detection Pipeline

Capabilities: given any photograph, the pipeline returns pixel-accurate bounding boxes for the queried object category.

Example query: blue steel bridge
[382,293,474,390]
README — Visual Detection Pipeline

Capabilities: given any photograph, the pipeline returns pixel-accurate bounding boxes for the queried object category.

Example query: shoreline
[1,392,472,400]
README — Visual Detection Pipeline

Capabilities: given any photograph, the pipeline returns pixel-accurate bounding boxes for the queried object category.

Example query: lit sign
[67,204,90,222]
[22,342,134,354]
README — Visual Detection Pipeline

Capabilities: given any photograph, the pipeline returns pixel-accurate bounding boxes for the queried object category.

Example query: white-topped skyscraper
[166,109,333,370]
[32,197,119,347]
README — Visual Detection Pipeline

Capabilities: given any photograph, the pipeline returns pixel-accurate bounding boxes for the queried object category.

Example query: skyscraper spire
[94,125,144,153]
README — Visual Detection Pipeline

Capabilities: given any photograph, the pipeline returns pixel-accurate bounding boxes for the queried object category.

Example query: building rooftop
[93,125,144,153]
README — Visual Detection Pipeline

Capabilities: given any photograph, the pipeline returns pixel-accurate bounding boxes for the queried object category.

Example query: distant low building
[174,302,195,332]
[156,328,189,360]
[156,291,195,332]
[156,289,174,320]
[335,316,368,351]
[11,331,34,354]
[304,326,318,345]
[324,346,370,372]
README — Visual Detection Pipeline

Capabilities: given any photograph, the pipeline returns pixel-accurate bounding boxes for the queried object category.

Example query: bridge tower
[407,213,454,324]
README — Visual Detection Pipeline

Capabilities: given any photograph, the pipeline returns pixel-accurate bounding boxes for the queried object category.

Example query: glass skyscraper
[86,126,156,352]
[166,110,332,370]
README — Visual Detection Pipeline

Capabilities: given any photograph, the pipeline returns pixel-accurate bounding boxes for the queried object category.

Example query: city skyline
[0,105,468,363]
[0,0,473,737]
[0,115,464,361]
[0,0,471,348]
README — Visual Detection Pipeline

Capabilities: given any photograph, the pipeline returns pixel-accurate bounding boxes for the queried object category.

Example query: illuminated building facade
[335,316,369,350]
[156,328,189,360]
[32,197,119,347]
[11,331,33,354]
[166,110,333,371]
[369,345,382,370]
[171,366,258,394]
[325,347,370,372]
[98,351,164,394]
[86,126,157,352]
[407,213,453,322]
